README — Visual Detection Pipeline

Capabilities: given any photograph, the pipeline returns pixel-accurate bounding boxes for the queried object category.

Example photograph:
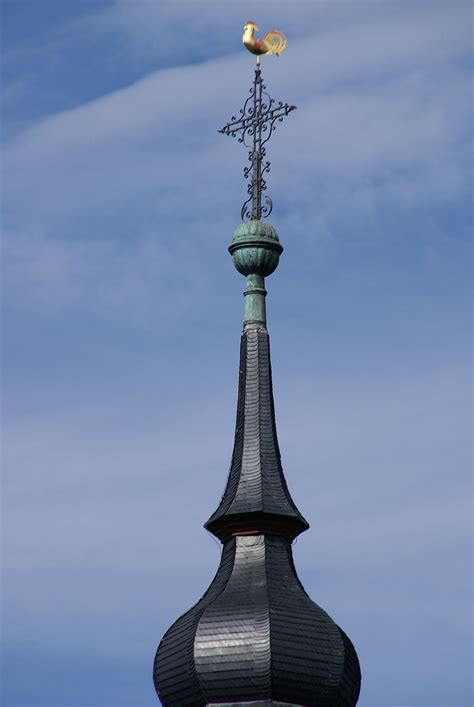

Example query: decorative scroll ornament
[219,63,296,221]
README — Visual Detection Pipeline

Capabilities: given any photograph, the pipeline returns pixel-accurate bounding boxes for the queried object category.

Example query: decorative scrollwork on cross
[219,65,296,221]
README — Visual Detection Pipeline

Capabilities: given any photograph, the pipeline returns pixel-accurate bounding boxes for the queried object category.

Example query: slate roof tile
[154,324,360,706]
[205,331,309,541]
[154,535,360,706]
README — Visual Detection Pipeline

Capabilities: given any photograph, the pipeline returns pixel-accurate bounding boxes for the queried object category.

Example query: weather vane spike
[218,22,295,221]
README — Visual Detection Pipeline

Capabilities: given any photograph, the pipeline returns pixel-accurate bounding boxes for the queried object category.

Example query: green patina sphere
[229,220,283,277]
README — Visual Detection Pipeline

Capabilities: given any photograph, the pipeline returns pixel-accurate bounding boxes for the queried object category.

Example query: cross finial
[219,64,296,221]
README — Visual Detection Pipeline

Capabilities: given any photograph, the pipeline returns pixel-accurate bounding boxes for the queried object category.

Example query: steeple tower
[153,31,361,706]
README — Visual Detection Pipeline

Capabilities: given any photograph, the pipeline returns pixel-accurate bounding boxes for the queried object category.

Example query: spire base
[205,510,308,543]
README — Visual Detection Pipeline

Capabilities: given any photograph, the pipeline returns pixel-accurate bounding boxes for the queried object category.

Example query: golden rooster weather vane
[219,22,295,221]
[242,21,288,64]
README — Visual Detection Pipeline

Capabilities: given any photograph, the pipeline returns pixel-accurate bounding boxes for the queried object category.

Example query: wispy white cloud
[3,2,470,324]
[77,0,470,74]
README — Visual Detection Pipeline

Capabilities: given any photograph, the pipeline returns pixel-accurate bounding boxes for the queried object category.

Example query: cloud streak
[3,2,470,327]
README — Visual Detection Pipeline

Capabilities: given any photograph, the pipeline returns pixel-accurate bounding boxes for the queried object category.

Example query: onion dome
[153,221,361,706]
[155,534,360,706]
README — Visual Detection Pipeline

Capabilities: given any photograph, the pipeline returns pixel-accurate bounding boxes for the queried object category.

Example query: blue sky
[1,2,472,706]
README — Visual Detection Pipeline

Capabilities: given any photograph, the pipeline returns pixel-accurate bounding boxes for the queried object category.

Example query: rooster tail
[262,29,288,56]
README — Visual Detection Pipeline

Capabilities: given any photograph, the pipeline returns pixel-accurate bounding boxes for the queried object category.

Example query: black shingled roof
[153,327,361,706]
[154,535,360,706]
[205,330,309,541]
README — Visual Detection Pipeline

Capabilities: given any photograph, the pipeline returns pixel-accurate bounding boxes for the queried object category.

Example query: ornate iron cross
[219,64,296,221]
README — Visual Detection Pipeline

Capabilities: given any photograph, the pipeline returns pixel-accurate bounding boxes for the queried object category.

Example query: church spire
[205,57,307,542]
[153,27,361,706]
[204,220,309,542]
